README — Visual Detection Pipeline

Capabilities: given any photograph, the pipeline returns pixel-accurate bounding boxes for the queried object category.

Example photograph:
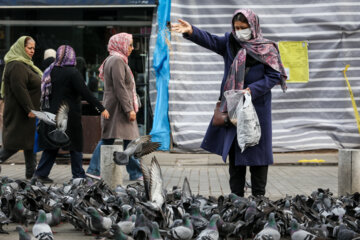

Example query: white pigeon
[254,212,281,240]
[32,210,54,240]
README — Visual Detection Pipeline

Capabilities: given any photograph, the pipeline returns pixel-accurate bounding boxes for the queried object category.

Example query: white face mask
[235,28,252,41]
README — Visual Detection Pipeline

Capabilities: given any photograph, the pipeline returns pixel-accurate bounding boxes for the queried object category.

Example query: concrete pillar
[100,145,125,189]
[338,149,360,196]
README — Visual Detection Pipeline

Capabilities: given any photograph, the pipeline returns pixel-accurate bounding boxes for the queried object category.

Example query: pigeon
[86,206,113,233]
[188,203,208,235]
[32,209,54,240]
[47,102,70,146]
[167,214,194,240]
[140,156,166,209]
[290,218,316,240]
[16,225,33,240]
[113,135,160,165]
[112,224,135,240]
[254,212,281,240]
[46,204,62,227]
[150,221,163,240]
[333,224,360,240]
[12,196,35,226]
[115,205,135,235]
[195,214,220,240]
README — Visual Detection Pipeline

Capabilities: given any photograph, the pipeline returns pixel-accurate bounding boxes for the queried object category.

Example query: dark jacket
[185,26,281,166]
[40,66,105,151]
[3,61,41,150]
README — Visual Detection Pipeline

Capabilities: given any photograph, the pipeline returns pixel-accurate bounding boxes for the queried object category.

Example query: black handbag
[37,121,71,149]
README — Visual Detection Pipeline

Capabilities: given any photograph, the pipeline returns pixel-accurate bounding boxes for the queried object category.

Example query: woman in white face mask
[172,9,287,198]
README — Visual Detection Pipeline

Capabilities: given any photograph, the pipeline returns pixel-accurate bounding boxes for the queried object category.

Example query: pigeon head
[36,210,47,224]
[208,214,220,229]
[290,219,300,233]
[86,207,101,219]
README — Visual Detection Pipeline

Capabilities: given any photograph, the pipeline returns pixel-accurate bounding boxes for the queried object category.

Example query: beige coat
[101,56,139,140]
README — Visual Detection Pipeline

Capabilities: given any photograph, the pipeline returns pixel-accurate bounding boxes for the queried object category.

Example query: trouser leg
[250,165,268,197]
[70,150,85,179]
[34,149,58,177]
[228,144,246,197]
[24,150,37,179]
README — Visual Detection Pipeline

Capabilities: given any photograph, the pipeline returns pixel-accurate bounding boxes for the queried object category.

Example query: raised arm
[172,19,227,56]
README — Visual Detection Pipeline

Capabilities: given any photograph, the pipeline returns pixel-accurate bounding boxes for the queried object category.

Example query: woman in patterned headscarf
[33,45,109,183]
[86,33,143,181]
[172,9,287,197]
[0,36,42,179]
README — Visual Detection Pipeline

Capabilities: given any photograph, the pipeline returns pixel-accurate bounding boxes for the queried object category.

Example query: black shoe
[37,176,54,183]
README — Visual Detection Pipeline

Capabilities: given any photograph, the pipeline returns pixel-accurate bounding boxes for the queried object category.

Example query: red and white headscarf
[98,33,139,112]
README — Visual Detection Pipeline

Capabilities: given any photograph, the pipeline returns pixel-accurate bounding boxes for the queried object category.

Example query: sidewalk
[0,150,338,240]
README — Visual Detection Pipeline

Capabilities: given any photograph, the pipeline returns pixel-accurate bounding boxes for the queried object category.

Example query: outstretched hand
[171,19,193,35]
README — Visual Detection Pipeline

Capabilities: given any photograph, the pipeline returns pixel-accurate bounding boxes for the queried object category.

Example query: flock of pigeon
[0,136,360,239]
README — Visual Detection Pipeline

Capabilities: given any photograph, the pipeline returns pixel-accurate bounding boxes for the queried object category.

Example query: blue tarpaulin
[0,0,156,5]
[150,0,170,150]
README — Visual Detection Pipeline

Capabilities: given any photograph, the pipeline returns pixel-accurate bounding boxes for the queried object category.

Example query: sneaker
[86,172,101,180]
[37,176,54,184]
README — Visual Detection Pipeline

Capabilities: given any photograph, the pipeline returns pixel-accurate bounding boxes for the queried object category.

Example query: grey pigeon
[112,224,134,240]
[115,205,135,235]
[290,219,316,240]
[333,224,360,240]
[254,212,280,240]
[16,225,33,240]
[167,214,194,240]
[150,221,163,240]
[86,206,113,233]
[195,214,220,240]
[113,135,160,165]
[32,210,53,240]
[12,196,35,226]
[46,204,62,227]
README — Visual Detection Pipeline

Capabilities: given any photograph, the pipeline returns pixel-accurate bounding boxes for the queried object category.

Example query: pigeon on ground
[46,204,62,227]
[115,205,135,235]
[150,221,163,240]
[16,225,33,240]
[290,218,316,240]
[12,196,35,226]
[195,214,220,240]
[113,135,160,165]
[32,209,54,240]
[333,224,360,240]
[86,206,113,234]
[167,214,194,240]
[112,224,134,240]
[254,212,281,240]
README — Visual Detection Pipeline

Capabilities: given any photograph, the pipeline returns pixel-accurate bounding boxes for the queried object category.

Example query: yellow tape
[343,65,360,135]
[298,159,325,163]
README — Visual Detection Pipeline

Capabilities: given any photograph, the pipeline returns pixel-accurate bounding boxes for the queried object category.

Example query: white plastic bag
[224,90,244,126]
[236,91,261,152]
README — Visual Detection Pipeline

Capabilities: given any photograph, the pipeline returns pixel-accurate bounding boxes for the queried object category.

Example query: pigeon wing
[134,142,161,159]
[56,103,69,132]
[140,160,151,201]
[149,156,164,208]
[31,110,56,125]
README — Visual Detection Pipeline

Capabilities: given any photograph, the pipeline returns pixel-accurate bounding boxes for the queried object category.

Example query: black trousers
[228,144,268,197]
[0,148,37,179]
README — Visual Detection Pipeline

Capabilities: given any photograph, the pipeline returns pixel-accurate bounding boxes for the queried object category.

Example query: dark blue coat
[185,26,281,166]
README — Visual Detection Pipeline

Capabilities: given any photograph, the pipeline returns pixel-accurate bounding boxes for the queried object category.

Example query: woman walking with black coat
[33,45,109,183]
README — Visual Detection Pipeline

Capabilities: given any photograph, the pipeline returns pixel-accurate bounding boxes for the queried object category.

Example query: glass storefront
[0,5,155,135]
